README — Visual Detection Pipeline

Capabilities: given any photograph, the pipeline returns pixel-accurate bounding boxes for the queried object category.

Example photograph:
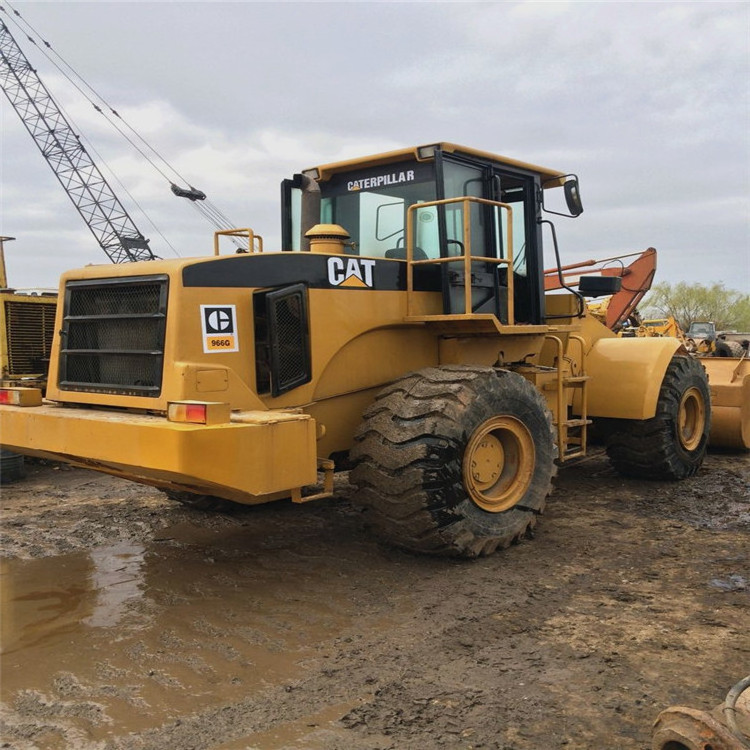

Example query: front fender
[583,337,683,420]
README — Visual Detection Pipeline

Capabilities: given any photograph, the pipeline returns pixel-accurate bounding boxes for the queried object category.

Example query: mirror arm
[539,218,585,318]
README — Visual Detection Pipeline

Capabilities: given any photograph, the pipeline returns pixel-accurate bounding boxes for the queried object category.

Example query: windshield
[319,160,437,258]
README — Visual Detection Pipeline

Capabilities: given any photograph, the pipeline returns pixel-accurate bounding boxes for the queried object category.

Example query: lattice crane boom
[0,20,155,263]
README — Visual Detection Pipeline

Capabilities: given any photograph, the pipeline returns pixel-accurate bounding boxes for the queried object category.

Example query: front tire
[350,365,556,558]
[605,355,710,480]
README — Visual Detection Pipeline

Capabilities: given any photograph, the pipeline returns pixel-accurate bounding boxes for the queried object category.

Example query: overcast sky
[1,1,748,293]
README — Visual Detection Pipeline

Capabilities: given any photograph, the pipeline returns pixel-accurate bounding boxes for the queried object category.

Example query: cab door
[439,157,502,318]
[438,155,544,324]
[489,167,544,324]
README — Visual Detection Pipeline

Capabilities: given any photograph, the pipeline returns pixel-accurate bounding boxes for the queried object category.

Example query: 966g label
[200,305,239,353]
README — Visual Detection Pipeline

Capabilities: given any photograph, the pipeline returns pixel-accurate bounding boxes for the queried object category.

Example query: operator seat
[385,246,428,261]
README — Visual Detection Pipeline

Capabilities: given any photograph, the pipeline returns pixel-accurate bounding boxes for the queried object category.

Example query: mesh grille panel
[3,299,57,375]
[66,318,163,350]
[68,284,162,316]
[266,284,311,396]
[59,276,167,396]
[65,353,162,387]
[273,296,308,387]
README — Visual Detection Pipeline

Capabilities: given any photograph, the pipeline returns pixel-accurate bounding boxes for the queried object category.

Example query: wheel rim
[463,416,535,513]
[678,387,705,451]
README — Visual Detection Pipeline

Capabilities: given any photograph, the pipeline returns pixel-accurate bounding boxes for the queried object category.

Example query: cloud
[1,1,747,293]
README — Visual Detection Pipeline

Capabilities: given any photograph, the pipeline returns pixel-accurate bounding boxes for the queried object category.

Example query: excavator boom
[544,247,657,331]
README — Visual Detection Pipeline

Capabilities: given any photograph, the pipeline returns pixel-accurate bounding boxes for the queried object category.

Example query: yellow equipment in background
[621,315,749,450]
[0,237,57,391]
[702,356,750,450]
[0,143,742,556]
[636,316,686,340]
[585,292,748,450]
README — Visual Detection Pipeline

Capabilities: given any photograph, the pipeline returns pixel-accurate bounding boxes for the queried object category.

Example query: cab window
[319,160,436,258]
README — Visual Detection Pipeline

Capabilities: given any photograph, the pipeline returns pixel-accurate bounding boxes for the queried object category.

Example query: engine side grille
[59,276,168,397]
[266,283,311,397]
[3,298,57,375]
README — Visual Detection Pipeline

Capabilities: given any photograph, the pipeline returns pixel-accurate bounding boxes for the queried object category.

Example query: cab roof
[306,142,567,186]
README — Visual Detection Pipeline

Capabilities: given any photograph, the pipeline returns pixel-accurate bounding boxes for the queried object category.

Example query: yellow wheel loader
[0,143,718,557]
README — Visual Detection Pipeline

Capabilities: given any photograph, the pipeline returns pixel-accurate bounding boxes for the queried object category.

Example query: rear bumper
[0,402,319,503]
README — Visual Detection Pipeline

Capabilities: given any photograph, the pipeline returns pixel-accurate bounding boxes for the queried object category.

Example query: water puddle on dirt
[0,522,381,743]
[213,700,360,750]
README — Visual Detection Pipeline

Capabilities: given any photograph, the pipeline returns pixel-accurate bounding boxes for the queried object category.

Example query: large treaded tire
[349,365,556,558]
[605,355,710,480]
[714,339,743,357]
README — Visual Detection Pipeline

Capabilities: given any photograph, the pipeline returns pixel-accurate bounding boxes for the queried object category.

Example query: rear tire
[350,365,556,558]
[605,355,710,480]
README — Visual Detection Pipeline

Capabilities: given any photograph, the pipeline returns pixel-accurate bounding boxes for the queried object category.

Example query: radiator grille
[59,276,168,396]
[3,298,57,375]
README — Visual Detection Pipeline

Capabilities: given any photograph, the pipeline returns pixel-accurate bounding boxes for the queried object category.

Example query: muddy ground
[0,450,748,750]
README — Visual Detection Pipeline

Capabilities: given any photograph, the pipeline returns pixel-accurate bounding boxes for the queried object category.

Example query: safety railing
[405,197,514,322]
[213,228,264,255]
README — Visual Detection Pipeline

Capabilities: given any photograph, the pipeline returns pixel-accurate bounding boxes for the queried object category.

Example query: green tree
[642,282,750,332]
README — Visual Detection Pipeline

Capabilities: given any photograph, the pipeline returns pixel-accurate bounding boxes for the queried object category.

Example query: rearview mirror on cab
[564,178,583,217]
[541,174,584,218]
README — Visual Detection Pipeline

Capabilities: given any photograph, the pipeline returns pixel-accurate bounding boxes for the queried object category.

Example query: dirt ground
[0,450,748,750]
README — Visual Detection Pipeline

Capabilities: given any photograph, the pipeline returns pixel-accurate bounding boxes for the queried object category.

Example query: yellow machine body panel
[0,401,318,503]
[583,336,682,419]
[701,356,750,450]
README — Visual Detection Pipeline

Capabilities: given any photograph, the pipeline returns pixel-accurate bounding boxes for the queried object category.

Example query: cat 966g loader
[0,143,713,557]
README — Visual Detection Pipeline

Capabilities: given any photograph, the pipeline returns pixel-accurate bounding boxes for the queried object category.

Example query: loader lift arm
[0,20,155,263]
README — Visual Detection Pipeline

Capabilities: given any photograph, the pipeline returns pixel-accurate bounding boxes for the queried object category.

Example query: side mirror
[564,178,583,217]
[541,174,584,218]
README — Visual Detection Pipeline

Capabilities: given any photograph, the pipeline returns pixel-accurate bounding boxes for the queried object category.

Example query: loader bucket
[702,355,750,451]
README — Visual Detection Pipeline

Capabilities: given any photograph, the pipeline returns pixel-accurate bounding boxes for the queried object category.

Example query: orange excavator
[544,247,656,332]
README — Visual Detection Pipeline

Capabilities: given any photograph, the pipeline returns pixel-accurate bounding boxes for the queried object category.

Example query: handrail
[544,332,590,460]
[545,334,566,452]
[405,196,514,321]
[213,228,263,256]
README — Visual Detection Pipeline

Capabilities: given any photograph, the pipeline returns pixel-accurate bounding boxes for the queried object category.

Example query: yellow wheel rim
[463,416,535,513]
[678,387,705,451]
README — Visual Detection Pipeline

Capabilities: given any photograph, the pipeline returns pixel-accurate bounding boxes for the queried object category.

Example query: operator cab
[281,142,582,325]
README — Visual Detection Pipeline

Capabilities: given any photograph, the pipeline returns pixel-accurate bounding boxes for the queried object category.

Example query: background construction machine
[0,236,56,482]
[544,248,749,452]
[544,247,657,334]
[0,142,724,557]
[0,237,56,389]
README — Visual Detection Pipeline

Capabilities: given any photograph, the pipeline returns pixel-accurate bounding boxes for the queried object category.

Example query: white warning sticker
[200,304,239,353]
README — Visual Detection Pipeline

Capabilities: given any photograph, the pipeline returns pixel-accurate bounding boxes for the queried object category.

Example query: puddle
[1,540,145,655]
[213,700,359,750]
[0,522,389,741]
